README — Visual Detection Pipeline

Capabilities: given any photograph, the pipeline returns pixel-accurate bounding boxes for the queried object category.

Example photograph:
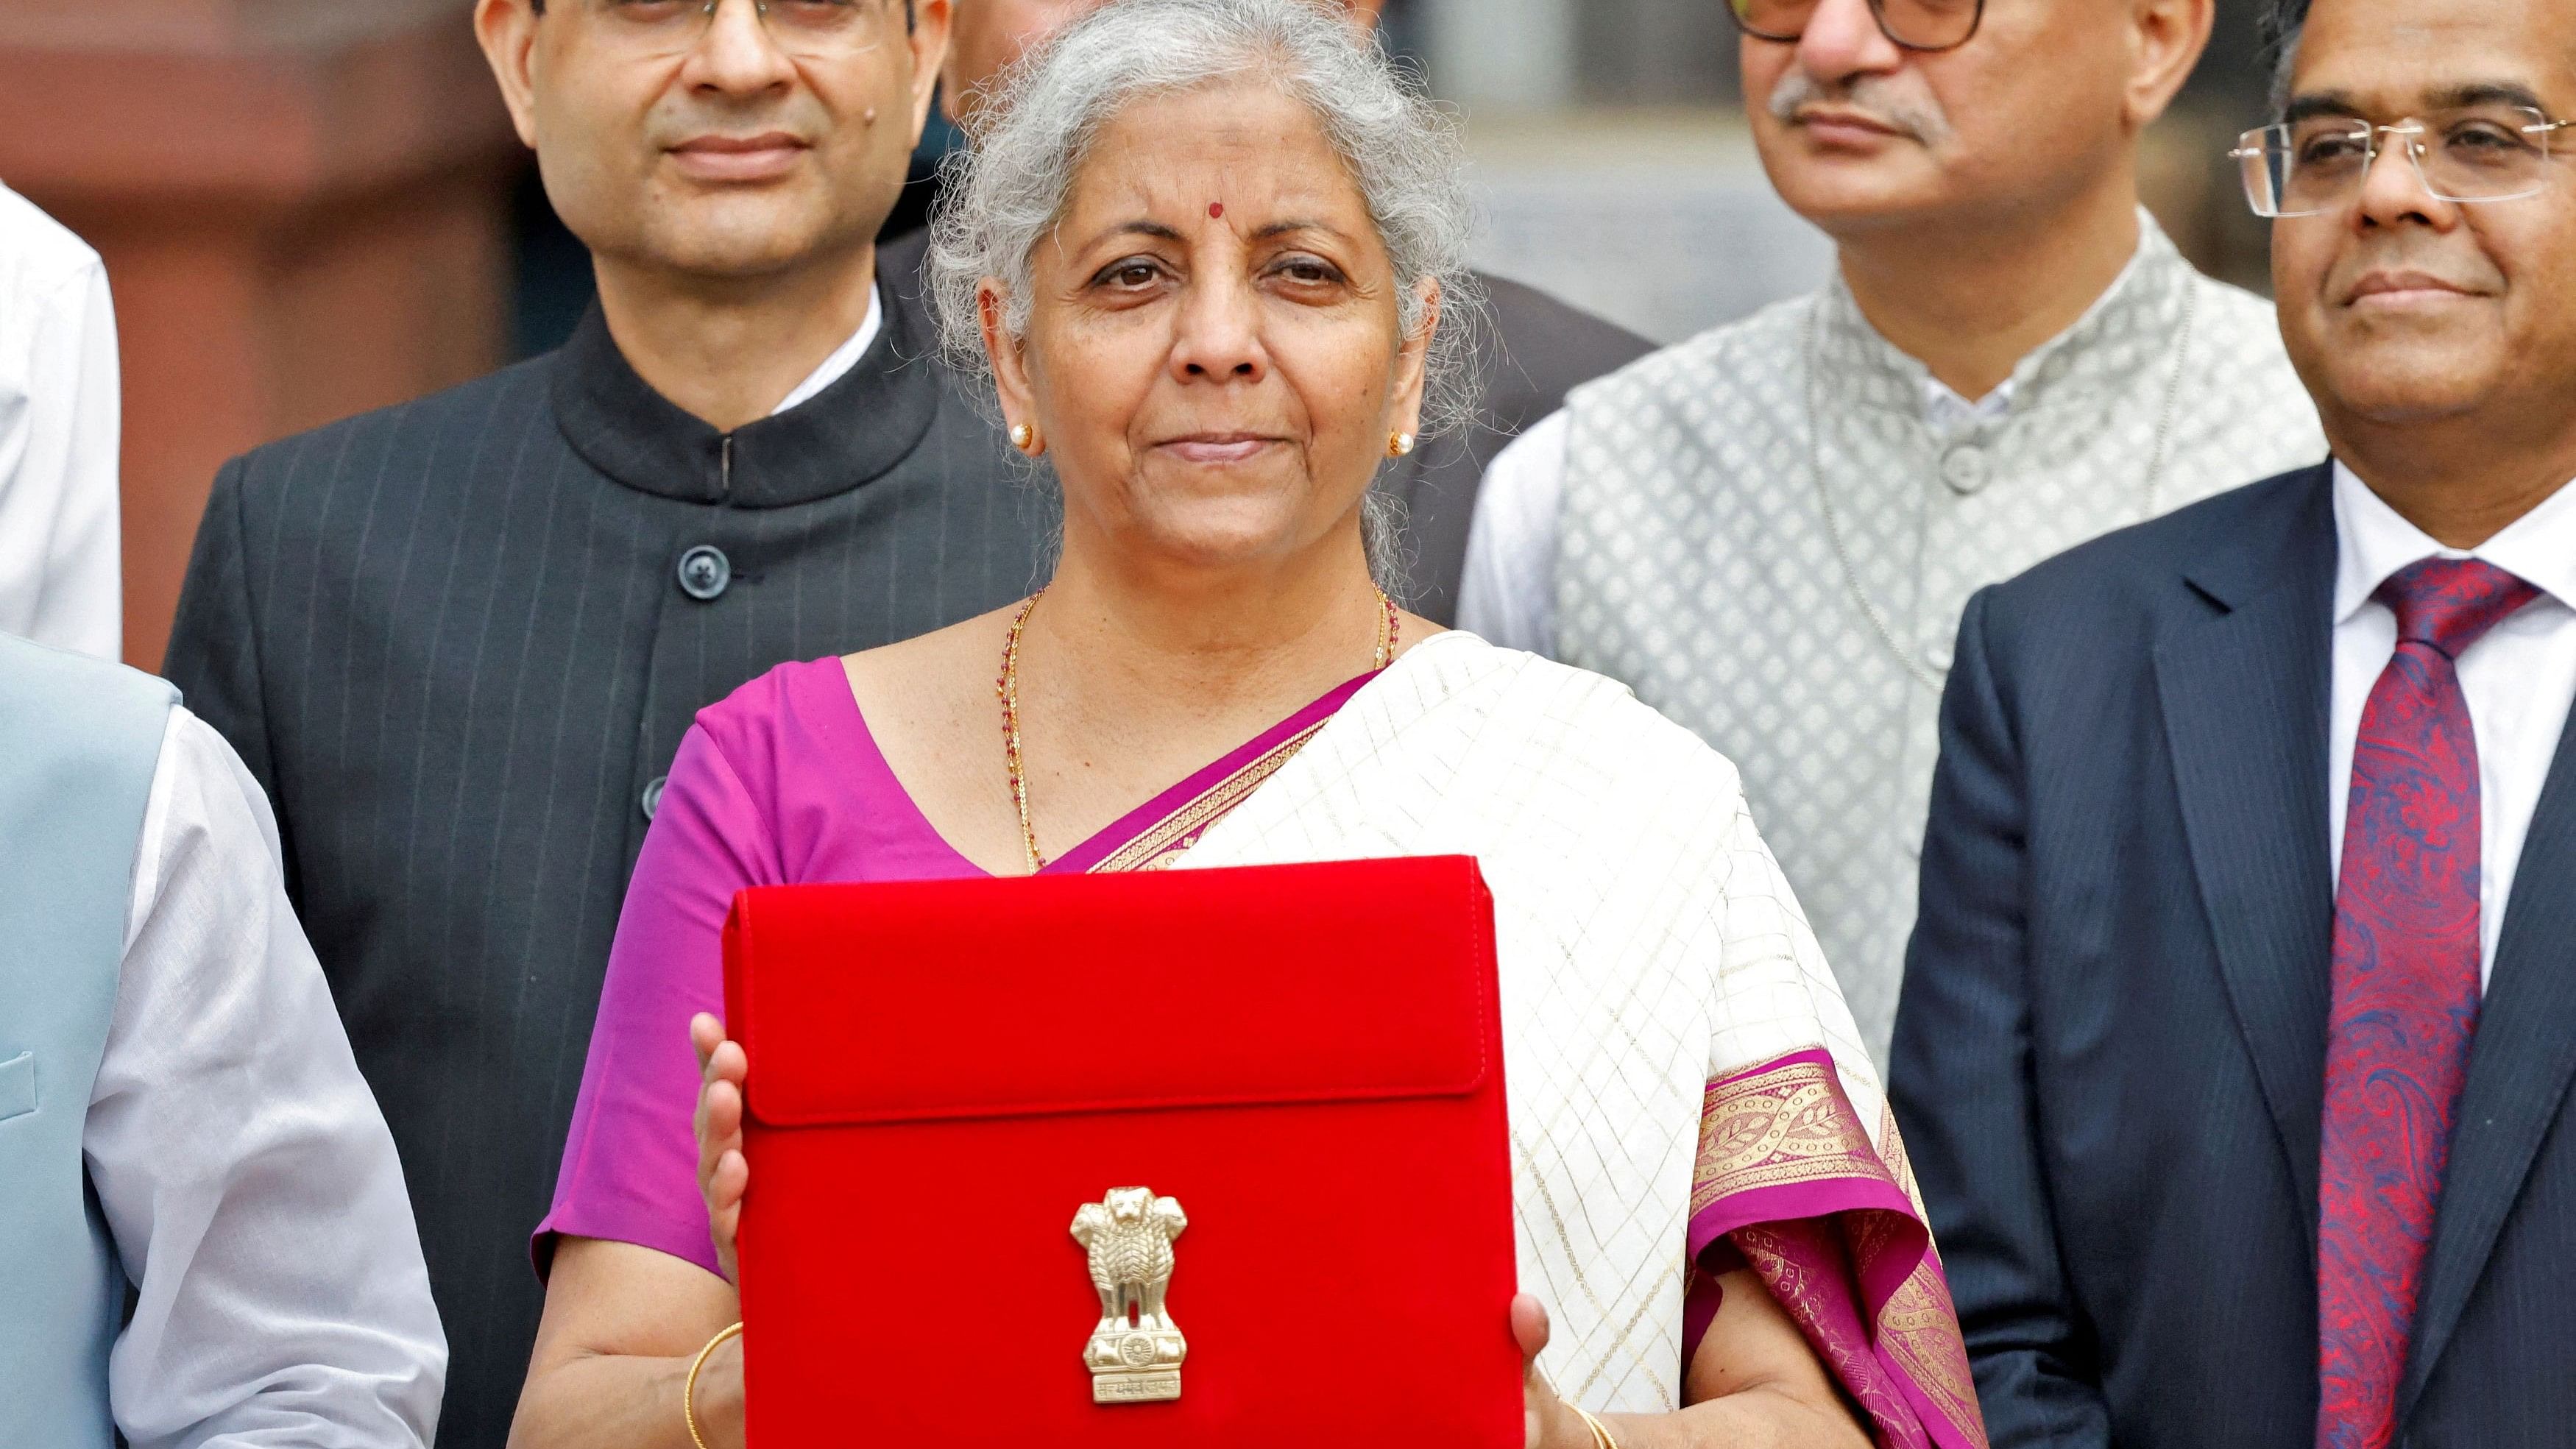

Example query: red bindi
[1209,202,1224,219]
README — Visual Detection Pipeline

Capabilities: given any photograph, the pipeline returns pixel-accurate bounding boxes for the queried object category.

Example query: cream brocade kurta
[1551,217,2326,1064]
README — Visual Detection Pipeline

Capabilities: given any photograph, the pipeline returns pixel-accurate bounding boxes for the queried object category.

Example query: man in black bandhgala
[163,1,1048,1439]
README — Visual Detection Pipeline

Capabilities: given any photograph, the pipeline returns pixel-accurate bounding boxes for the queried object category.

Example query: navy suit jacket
[1890,464,2576,1447]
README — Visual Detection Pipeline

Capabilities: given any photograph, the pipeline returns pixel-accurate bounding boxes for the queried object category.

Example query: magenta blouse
[534,657,1985,1446]
[534,656,1374,1277]
[534,659,984,1275]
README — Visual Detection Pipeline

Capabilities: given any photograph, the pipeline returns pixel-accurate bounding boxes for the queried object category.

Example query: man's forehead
[2292,0,2572,110]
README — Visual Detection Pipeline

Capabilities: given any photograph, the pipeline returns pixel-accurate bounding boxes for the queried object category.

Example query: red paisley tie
[2317,556,2537,1449]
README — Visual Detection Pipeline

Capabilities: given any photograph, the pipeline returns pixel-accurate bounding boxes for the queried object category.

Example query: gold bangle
[1571,1405,1624,1449]
[683,1321,745,1449]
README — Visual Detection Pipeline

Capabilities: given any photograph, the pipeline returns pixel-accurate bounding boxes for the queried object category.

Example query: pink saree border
[1687,1047,1989,1449]
[1041,668,1382,876]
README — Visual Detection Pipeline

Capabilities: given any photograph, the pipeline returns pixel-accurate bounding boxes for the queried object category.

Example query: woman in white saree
[1172,630,1978,1434]
[510,3,1984,1446]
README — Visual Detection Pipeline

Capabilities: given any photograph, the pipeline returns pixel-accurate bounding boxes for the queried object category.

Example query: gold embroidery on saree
[1691,1059,1886,1214]
[1089,720,1330,874]
[1878,1260,1984,1442]
[1696,1060,1992,1449]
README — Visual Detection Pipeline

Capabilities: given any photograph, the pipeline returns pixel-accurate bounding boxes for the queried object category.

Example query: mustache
[1766,69,1953,145]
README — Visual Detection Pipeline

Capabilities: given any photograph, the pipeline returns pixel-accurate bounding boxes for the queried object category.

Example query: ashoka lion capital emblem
[1071,1186,1189,1403]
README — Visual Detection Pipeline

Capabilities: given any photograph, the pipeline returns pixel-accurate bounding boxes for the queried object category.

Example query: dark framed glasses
[1725,0,1985,53]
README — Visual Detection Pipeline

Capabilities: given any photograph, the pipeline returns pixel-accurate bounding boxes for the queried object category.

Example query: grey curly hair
[927,0,1485,592]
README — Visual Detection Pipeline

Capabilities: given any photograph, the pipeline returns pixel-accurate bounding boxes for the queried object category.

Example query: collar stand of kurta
[548,288,942,509]
[1816,208,2195,422]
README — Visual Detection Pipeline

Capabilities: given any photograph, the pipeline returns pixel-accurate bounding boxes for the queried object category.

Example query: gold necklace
[997,587,1398,875]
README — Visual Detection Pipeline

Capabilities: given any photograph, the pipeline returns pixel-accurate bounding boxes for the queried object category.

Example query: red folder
[722,856,1521,1445]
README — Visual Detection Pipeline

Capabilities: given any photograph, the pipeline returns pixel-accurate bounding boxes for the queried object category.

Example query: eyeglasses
[1724,0,1984,54]
[2232,104,2575,218]
[583,0,898,60]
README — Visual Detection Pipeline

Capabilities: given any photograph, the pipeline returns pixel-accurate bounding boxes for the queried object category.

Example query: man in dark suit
[1890,0,2576,1443]
[163,1,1051,1440]
[891,0,1654,622]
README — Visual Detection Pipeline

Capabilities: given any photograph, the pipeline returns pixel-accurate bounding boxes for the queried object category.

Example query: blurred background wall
[0,0,2279,670]
[0,0,521,667]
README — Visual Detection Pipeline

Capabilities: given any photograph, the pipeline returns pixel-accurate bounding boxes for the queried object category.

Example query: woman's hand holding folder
[690,1013,750,1289]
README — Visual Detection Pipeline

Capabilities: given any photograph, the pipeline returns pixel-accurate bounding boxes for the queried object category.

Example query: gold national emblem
[1071,1186,1190,1403]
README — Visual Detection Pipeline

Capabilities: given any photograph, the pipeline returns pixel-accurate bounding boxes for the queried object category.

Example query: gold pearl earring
[1387,431,1417,458]
[1011,422,1044,456]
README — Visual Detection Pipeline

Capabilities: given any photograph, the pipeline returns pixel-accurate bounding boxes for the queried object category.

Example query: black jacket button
[676,545,732,600]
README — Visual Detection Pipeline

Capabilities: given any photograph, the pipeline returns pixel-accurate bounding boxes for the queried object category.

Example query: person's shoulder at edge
[216,351,559,508]
[0,181,105,286]
[684,609,1015,819]
[682,655,857,784]
[1972,461,2333,656]
[0,629,172,737]
[627,659,859,890]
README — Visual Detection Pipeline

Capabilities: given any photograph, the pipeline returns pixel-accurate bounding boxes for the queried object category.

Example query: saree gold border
[1690,1059,1887,1216]
[1869,1093,1978,1432]
[1089,720,1331,874]
[1878,1260,1988,1448]
[1697,1062,1989,1448]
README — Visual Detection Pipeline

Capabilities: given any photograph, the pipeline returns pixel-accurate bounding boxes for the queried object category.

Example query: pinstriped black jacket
[163,280,1054,1445]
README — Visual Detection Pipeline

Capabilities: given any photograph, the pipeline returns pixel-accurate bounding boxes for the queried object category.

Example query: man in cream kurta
[1466,218,2319,1064]
[1460,0,2327,1063]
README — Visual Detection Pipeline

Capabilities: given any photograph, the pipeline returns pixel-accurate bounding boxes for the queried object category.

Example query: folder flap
[727,857,1496,1128]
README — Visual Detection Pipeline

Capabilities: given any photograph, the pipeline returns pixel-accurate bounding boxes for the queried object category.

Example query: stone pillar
[0,0,520,667]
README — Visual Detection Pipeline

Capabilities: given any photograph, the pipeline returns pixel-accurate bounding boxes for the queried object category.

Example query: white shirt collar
[2331,458,2576,624]
[1921,376,2015,437]
[769,283,884,417]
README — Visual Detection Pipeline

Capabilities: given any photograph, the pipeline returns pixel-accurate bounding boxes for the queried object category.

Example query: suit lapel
[2152,467,2340,1225]
[2401,704,2576,1415]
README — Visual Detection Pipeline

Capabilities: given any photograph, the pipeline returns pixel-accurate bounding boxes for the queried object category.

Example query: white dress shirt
[1460,376,2016,657]
[768,283,883,417]
[91,706,446,1446]
[2327,462,2576,988]
[0,183,121,659]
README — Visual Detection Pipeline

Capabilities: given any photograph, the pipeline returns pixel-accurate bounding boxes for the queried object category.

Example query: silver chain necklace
[1805,280,2199,691]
